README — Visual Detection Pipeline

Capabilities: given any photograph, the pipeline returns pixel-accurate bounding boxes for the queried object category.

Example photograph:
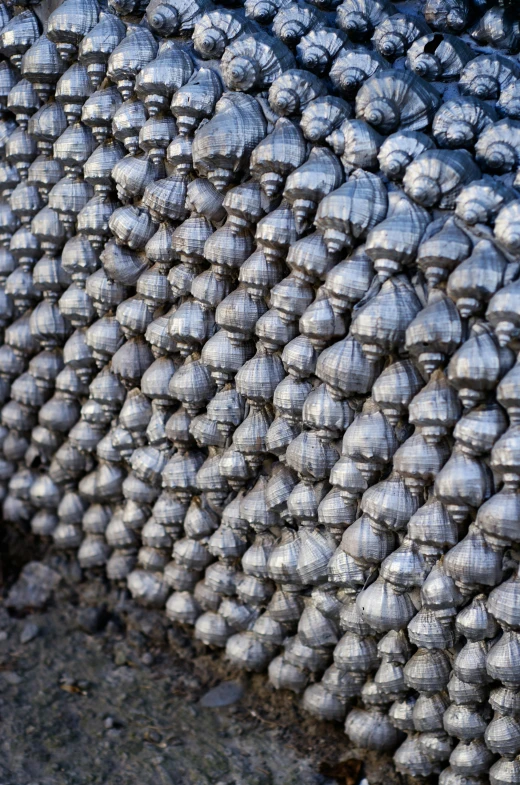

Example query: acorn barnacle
[356,70,441,135]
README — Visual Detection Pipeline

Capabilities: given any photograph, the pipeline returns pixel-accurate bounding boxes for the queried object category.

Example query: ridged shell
[459,54,520,101]
[403,149,481,210]
[300,96,352,144]
[378,130,434,181]
[432,97,497,149]
[268,69,326,117]
[330,48,388,99]
[221,33,295,93]
[407,33,474,81]
[356,70,441,134]
[372,13,432,61]
[336,0,396,41]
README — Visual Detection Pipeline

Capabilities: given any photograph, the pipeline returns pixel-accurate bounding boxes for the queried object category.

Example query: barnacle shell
[423,0,470,33]
[378,130,434,181]
[327,118,383,174]
[315,170,388,255]
[495,200,520,256]
[268,69,326,117]
[447,239,507,318]
[432,97,497,149]
[459,54,520,101]
[403,149,481,210]
[470,7,520,54]
[107,25,158,101]
[356,70,441,134]
[475,119,520,174]
[47,0,99,63]
[330,48,388,100]
[372,13,431,61]
[407,33,474,81]
[337,0,396,41]
[221,33,295,93]
[300,96,352,144]
[296,27,349,76]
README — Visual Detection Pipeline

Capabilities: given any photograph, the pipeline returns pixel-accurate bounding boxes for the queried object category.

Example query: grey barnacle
[107,25,158,101]
[300,96,352,144]
[402,149,481,211]
[372,12,431,61]
[283,147,343,233]
[272,2,326,48]
[432,97,497,150]
[193,10,255,61]
[407,33,474,81]
[220,33,295,93]
[356,70,441,135]
[250,117,308,198]
[81,87,123,145]
[423,0,470,33]
[170,68,223,137]
[327,118,383,174]
[78,12,126,89]
[0,10,41,71]
[46,0,99,64]
[329,48,388,99]
[268,69,326,117]
[378,131,434,182]
[336,0,396,41]
[475,119,520,174]
[135,43,194,116]
[459,53,520,101]
[146,0,213,38]
[296,27,349,76]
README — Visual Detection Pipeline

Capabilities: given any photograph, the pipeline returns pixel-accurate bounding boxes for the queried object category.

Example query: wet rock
[6,562,60,612]
[200,681,245,708]
[77,605,109,634]
[20,622,39,644]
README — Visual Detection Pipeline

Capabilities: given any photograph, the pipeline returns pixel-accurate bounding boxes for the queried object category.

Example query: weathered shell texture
[3,0,520,780]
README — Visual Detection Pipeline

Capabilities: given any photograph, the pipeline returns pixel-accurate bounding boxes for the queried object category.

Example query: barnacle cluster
[1,0,520,780]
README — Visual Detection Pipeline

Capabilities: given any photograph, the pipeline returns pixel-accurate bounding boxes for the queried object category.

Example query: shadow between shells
[1,0,520,780]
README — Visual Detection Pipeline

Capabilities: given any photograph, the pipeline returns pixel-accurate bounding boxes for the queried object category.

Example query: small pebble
[104,717,114,729]
[20,622,39,644]
[0,631,8,642]
[141,652,153,666]
[144,728,162,743]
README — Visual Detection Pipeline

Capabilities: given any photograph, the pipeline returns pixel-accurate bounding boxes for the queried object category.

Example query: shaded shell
[221,33,295,93]
[423,0,470,33]
[0,10,41,70]
[315,170,388,256]
[336,0,396,41]
[456,177,517,227]
[146,0,213,37]
[283,147,343,233]
[329,48,388,99]
[495,200,520,256]
[296,27,349,76]
[192,93,267,191]
[447,239,507,319]
[470,6,520,54]
[498,80,520,121]
[432,97,497,149]
[372,13,431,61]
[193,10,254,60]
[416,217,472,288]
[365,190,430,278]
[300,95,352,144]
[405,293,462,374]
[475,119,520,174]
[326,118,383,174]
[268,69,326,117]
[170,67,223,136]
[78,12,126,88]
[324,245,374,314]
[251,117,307,198]
[378,130,434,181]
[351,275,422,360]
[407,33,474,81]
[272,2,325,47]
[356,69,441,134]
[135,45,194,115]
[107,26,158,101]
[459,54,520,101]
[403,149,481,210]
